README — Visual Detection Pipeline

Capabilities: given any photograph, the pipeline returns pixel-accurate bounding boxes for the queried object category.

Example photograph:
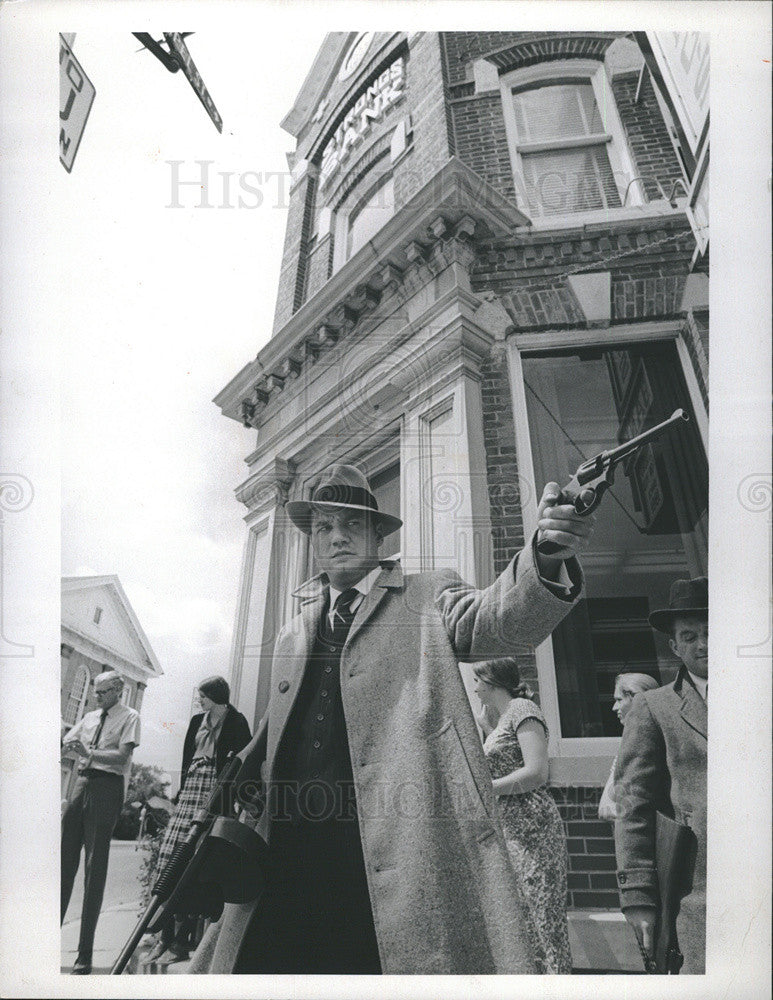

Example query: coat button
[278,681,289,693]
[618,873,627,884]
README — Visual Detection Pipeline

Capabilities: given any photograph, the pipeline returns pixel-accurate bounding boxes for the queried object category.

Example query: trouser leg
[236,818,381,974]
[61,779,87,924]
[77,776,123,961]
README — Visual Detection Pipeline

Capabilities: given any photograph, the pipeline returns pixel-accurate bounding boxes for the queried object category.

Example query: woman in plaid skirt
[146,676,251,965]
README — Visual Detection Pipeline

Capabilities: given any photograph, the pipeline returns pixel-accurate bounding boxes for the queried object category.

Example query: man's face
[94,679,122,710]
[310,506,382,589]
[669,616,709,679]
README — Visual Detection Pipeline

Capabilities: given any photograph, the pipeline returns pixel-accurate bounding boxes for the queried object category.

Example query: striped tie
[331,588,359,641]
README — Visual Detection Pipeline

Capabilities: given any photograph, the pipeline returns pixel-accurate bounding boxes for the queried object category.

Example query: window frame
[63,663,90,727]
[505,321,708,763]
[500,59,642,220]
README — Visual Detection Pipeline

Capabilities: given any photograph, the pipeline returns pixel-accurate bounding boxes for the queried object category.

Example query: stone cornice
[235,458,295,514]
[233,287,494,490]
[214,158,529,427]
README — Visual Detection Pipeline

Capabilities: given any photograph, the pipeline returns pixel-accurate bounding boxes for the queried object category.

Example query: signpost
[163,32,223,133]
[59,35,96,172]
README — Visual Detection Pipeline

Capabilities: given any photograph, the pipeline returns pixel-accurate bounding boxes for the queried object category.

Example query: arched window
[501,60,640,218]
[63,664,89,727]
[345,172,395,259]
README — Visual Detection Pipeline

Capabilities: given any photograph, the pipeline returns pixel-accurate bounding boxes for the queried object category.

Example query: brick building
[215,32,709,917]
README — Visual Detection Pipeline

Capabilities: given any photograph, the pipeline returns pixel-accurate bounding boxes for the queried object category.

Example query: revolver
[538,408,690,555]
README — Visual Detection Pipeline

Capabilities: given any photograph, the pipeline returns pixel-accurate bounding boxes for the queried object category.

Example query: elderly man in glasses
[61,670,140,974]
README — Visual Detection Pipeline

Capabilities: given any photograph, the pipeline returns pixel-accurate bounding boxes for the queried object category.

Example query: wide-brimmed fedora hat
[648,577,708,634]
[286,464,403,537]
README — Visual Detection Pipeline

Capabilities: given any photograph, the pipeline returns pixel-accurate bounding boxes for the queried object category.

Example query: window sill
[516,200,689,234]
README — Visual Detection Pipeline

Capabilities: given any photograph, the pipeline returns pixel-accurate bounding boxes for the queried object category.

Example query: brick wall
[471,223,695,319]
[443,32,687,217]
[551,786,619,908]
[612,70,686,201]
[449,94,516,203]
[305,233,333,303]
[393,32,451,209]
[442,31,621,86]
[272,169,317,333]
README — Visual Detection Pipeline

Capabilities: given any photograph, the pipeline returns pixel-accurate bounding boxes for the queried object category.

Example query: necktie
[90,709,108,749]
[331,588,360,642]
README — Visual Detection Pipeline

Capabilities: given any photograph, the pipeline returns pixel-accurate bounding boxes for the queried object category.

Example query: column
[229,459,295,730]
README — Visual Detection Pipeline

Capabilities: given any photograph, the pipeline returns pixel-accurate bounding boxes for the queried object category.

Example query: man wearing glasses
[61,670,140,974]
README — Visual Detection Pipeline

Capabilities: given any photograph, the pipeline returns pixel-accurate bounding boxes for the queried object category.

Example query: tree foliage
[113,762,172,840]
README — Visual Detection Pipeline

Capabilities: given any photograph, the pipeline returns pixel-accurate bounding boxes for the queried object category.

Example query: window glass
[346,174,395,259]
[521,146,620,215]
[512,82,605,141]
[522,341,708,737]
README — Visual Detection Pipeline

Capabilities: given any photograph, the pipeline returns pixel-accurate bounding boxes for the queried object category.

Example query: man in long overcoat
[615,577,708,974]
[190,464,594,974]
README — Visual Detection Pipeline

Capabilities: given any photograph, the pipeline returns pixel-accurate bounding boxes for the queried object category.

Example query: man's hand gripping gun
[538,409,689,556]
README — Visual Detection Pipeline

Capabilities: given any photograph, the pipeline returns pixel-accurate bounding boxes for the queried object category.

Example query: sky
[56,27,327,781]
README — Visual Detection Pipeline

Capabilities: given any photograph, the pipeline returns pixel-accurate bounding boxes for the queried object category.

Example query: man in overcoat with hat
[190,464,595,974]
[615,576,708,973]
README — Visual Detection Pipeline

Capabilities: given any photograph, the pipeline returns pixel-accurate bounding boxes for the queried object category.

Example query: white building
[61,575,163,797]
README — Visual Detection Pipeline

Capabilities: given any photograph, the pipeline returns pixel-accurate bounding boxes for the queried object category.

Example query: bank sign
[60,35,96,172]
[319,57,406,190]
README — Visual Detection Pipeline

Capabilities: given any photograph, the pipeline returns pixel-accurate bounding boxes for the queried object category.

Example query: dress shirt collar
[328,565,383,609]
[686,670,708,701]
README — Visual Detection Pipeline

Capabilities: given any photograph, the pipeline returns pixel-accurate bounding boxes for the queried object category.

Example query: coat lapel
[346,561,403,647]
[273,580,326,720]
[676,669,707,740]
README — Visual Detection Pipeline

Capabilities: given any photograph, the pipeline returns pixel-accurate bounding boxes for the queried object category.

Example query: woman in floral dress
[473,657,572,974]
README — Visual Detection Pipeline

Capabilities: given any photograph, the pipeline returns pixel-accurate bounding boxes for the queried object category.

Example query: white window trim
[500,59,643,220]
[506,322,708,762]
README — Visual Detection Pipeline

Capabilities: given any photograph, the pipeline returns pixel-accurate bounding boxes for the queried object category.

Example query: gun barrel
[602,409,688,464]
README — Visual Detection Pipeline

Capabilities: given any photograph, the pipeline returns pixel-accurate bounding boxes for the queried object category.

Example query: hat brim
[648,606,708,634]
[285,500,403,537]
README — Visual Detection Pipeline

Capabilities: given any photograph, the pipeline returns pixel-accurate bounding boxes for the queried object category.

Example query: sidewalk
[63,840,642,975]
[63,904,643,975]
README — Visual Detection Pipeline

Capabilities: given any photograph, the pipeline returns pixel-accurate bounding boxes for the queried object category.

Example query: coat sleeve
[232,711,252,755]
[434,531,583,659]
[177,715,200,802]
[614,695,665,910]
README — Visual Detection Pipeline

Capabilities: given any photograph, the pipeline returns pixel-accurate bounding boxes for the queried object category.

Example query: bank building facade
[216,31,709,916]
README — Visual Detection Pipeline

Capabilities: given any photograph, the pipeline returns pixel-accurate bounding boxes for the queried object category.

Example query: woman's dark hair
[198,675,230,706]
[473,658,533,700]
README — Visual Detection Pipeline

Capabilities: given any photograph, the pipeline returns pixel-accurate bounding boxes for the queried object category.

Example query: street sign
[59,35,95,172]
[163,32,223,133]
